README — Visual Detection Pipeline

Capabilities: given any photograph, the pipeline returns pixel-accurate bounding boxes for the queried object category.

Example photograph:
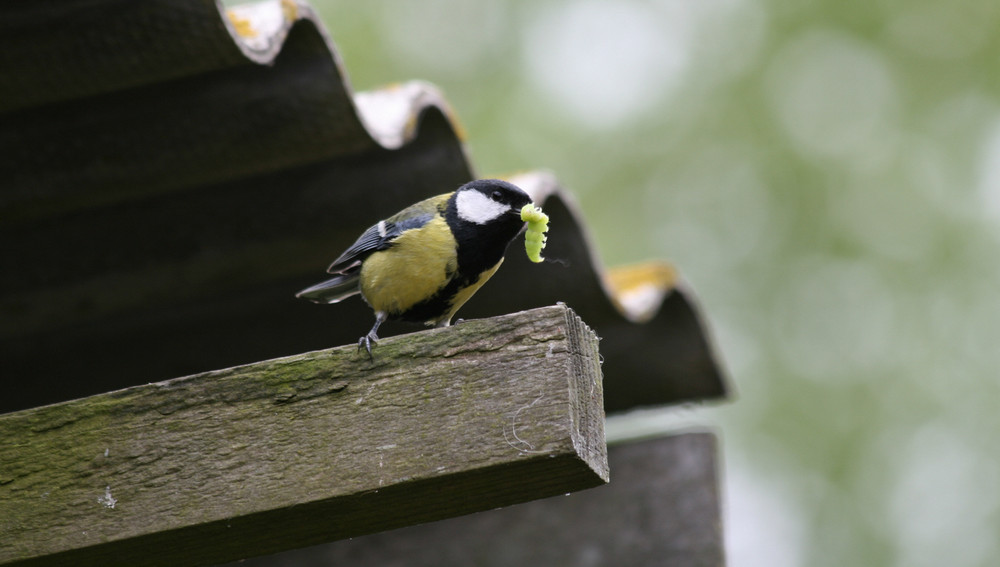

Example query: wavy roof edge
[230,0,702,331]
[0,0,728,413]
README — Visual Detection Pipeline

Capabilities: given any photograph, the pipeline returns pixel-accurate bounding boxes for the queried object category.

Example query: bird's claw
[357,332,378,361]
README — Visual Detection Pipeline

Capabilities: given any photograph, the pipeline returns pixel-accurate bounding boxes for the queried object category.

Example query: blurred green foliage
[300,0,1000,565]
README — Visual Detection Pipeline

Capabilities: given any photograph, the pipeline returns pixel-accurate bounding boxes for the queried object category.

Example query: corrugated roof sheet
[0,0,727,414]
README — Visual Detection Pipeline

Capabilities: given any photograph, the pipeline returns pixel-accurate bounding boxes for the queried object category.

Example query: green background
[300,1,1000,564]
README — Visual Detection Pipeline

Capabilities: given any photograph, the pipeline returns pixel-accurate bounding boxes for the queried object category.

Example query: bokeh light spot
[889,422,1000,567]
[773,257,897,382]
[523,0,691,129]
[765,30,899,167]
[887,0,998,60]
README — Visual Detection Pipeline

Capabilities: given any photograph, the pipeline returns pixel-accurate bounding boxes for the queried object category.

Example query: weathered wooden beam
[224,432,724,567]
[0,305,607,567]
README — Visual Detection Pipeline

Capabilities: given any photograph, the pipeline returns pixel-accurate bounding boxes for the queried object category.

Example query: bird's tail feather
[295,274,361,304]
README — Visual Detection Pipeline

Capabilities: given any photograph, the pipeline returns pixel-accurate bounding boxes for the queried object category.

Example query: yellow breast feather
[359,216,457,315]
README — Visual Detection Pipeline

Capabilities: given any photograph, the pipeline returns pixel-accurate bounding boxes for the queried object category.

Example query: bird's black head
[452,179,532,226]
[446,179,533,275]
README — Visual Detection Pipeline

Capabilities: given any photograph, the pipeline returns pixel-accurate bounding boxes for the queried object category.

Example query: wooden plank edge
[0,305,607,567]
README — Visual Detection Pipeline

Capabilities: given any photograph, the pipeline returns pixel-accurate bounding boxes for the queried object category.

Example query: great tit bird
[296,179,533,357]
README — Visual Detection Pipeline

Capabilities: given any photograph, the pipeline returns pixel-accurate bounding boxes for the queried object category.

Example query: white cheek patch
[456,190,508,224]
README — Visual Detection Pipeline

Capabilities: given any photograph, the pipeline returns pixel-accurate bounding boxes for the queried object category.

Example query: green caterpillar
[520,203,549,263]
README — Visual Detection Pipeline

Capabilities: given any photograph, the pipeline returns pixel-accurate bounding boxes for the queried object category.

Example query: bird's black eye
[491,190,503,202]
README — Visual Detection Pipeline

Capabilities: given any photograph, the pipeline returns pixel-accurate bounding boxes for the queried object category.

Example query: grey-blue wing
[326,213,434,274]
[326,223,390,274]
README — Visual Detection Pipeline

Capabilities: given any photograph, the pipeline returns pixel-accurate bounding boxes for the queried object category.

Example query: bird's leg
[358,311,386,361]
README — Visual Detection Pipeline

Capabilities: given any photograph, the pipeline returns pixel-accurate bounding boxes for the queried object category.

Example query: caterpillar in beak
[520,204,549,263]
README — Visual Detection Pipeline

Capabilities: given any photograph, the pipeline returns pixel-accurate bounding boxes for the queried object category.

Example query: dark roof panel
[0,0,727,415]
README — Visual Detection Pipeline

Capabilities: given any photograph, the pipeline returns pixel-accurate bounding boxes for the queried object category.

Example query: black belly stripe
[394,195,523,324]
[396,268,478,324]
